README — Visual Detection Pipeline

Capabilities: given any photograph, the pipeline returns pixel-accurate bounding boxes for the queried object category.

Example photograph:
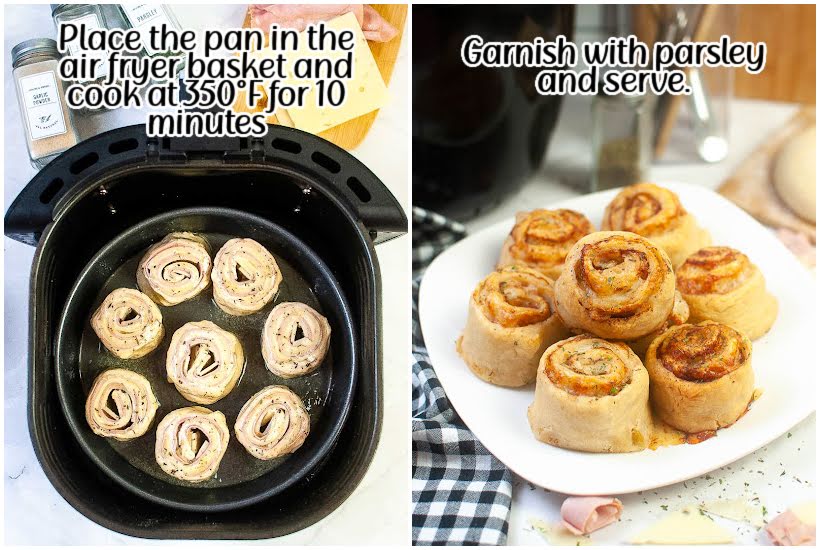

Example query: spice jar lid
[11,38,60,68]
[51,4,69,15]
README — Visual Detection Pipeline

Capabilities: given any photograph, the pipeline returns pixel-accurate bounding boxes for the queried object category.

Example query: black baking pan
[4,124,407,538]
[56,207,356,512]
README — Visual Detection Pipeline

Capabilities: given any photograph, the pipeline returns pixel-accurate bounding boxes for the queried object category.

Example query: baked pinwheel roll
[645,321,754,433]
[497,209,594,279]
[91,288,164,359]
[136,232,212,306]
[166,321,244,404]
[601,183,711,267]
[85,369,159,441]
[155,406,230,483]
[627,290,690,359]
[527,335,651,453]
[677,246,778,340]
[235,385,310,460]
[553,231,676,340]
[212,238,282,316]
[457,266,569,387]
[262,302,331,379]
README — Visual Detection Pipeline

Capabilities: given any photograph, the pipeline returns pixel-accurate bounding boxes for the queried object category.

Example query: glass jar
[591,91,651,191]
[12,38,80,169]
[51,4,127,84]
[118,4,182,58]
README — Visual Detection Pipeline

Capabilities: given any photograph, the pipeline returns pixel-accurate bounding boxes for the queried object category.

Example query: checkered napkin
[411,207,513,546]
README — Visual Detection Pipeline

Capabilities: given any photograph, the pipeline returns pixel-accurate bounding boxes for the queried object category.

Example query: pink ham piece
[766,510,816,546]
[561,497,623,535]
[248,4,397,42]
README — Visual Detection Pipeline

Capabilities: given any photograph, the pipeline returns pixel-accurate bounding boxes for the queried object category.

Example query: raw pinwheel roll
[212,238,282,315]
[527,335,651,453]
[155,406,230,482]
[497,208,594,279]
[235,385,310,460]
[645,321,754,433]
[262,302,331,379]
[457,266,568,387]
[136,232,212,306]
[602,183,711,267]
[85,369,158,441]
[166,321,244,404]
[553,231,676,340]
[91,288,164,359]
[677,246,778,340]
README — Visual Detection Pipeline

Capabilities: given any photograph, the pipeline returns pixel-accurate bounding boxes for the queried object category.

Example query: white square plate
[419,182,816,495]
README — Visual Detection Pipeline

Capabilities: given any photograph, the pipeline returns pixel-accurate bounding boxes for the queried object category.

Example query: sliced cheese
[699,498,766,528]
[282,11,388,133]
[791,501,816,525]
[530,518,591,546]
[630,506,733,545]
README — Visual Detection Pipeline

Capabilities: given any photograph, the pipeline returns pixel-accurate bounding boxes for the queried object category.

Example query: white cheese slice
[699,498,766,527]
[282,11,389,133]
[630,506,733,545]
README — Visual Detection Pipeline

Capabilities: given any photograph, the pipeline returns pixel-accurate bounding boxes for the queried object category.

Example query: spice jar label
[19,71,68,141]
[120,4,173,56]
[65,14,110,80]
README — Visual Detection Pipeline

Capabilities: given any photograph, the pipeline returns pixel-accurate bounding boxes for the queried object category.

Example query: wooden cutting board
[236,4,407,150]
[718,106,816,241]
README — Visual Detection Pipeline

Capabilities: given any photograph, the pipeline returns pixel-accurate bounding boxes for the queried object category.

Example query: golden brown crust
[527,334,651,453]
[602,183,686,236]
[676,246,754,295]
[543,336,632,397]
[676,246,778,340]
[601,183,711,267]
[553,231,676,340]
[656,322,749,382]
[645,321,755,433]
[498,209,594,277]
[473,266,555,328]
[458,267,568,387]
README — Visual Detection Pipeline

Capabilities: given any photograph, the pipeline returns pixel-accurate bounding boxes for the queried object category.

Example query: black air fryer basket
[4,124,407,539]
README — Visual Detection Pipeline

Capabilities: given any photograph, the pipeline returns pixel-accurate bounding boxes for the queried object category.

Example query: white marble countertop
[462,96,816,545]
[3,4,409,545]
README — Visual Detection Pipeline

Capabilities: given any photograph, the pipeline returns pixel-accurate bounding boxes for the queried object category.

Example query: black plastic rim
[54,207,358,512]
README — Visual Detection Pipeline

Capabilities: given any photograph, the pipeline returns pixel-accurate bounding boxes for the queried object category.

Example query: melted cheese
[630,506,733,545]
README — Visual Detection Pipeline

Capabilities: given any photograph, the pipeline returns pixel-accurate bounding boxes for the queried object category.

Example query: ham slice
[561,496,623,535]
[766,509,816,546]
[248,4,397,42]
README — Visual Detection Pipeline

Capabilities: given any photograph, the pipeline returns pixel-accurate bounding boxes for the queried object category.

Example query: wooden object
[733,5,816,104]
[236,4,406,150]
[718,107,816,241]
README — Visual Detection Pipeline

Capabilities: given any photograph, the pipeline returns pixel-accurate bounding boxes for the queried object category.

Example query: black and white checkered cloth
[412,207,513,546]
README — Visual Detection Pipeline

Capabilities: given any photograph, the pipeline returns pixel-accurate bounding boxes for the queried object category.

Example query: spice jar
[52,4,129,85]
[591,91,651,191]
[12,38,80,169]
[119,4,182,59]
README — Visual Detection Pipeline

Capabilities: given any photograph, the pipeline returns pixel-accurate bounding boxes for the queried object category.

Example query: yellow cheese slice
[529,518,591,546]
[630,506,733,545]
[699,499,766,528]
[282,11,389,133]
[792,501,816,525]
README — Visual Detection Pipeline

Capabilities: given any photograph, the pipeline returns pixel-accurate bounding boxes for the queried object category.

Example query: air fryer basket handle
[5,125,407,246]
